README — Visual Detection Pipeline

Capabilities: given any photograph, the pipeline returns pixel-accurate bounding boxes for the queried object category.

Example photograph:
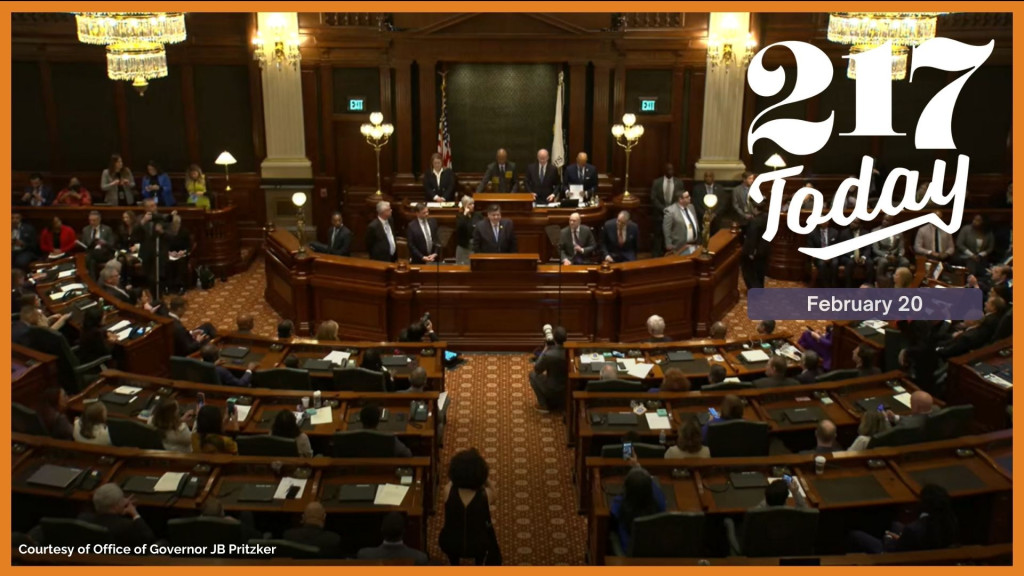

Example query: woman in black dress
[439,448,501,565]
[454,196,477,265]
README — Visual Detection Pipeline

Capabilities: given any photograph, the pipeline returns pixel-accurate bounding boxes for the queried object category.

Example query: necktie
[539,164,545,180]
[421,220,432,248]
[665,179,673,205]
[499,164,505,174]
[493,225,500,243]
[682,206,696,239]
[934,228,941,253]
[572,228,579,247]
[618,226,625,246]
[383,221,395,255]
[822,229,828,247]
[330,228,336,247]
[94,228,99,241]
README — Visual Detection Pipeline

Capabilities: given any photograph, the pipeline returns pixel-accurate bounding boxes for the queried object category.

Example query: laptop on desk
[238,483,276,503]
[337,484,378,502]
[27,464,83,489]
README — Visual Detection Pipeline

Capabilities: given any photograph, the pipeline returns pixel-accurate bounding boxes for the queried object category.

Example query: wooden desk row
[602,543,1013,566]
[68,369,443,512]
[947,338,1013,433]
[563,334,805,446]
[16,204,243,278]
[571,371,935,513]
[196,332,447,390]
[585,429,1012,565]
[30,255,175,378]
[13,344,59,416]
[264,226,741,349]
[11,434,430,550]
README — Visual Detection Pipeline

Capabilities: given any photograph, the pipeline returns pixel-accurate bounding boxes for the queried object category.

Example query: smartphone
[622,442,633,460]
[196,392,205,409]
[783,474,793,484]
[877,404,885,412]
[708,407,720,419]
[226,398,236,417]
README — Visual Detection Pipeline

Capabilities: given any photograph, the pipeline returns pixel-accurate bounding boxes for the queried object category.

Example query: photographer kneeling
[530,325,568,414]
[400,312,439,342]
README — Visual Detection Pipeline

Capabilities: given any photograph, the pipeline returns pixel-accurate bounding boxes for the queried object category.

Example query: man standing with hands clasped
[663,190,701,256]
[559,212,596,265]
[406,203,440,265]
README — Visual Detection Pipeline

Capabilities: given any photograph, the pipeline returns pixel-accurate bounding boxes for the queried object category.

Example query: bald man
[808,419,838,454]
[283,502,344,558]
[477,148,518,193]
[886,391,936,429]
[526,148,562,203]
[559,212,597,265]
[563,152,597,200]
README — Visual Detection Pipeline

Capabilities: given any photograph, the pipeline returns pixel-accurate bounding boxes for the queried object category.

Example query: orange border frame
[1,1,1018,572]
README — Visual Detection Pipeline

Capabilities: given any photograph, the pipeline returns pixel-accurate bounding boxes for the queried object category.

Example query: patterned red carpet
[183,257,822,565]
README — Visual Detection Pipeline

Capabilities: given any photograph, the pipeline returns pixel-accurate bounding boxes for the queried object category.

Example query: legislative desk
[585,429,1012,565]
[195,332,447,391]
[602,544,1013,566]
[67,369,441,511]
[396,193,607,262]
[16,204,243,277]
[12,344,58,415]
[946,338,1013,433]
[564,335,804,447]
[572,371,934,513]
[264,226,741,348]
[29,255,175,377]
[11,434,428,550]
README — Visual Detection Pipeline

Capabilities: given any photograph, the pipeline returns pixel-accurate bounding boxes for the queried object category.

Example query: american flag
[437,70,453,169]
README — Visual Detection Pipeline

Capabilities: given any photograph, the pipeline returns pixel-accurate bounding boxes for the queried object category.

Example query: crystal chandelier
[827,13,944,81]
[76,12,186,45]
[706,13,758,73]
[106,41,168,95]
[253,13,301,71]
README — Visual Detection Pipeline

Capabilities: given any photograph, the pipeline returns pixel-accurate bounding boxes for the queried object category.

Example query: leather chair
[39,518,110,546]
[107,419,165,450]
[331,430,397,458]
[868,425,924,448]
[707,420,769,457]
[251,368,312,391]
[237,435,300,457]
[13,402,49,436]
[923,405,974,442]
[610,512,706,557]
[726,507,820,557]
[330,367,386,392]
[170,356,219,385]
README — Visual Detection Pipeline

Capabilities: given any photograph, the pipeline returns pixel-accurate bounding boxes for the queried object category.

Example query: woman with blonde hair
[315,319,339,341]
[848,410,892,451]
[73,401,112,446]
[101,153,135,206]
[184,164,210,210]
[455,195,477,265]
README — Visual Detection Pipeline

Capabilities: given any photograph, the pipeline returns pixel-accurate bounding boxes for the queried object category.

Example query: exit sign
[348,97,365,112]
[639,97,658,113]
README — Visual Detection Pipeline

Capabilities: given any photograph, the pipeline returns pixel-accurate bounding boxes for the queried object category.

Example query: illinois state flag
[552,70,566,168]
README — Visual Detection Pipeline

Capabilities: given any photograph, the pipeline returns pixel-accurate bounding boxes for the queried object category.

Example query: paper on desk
[863,320,887,331]
[645,412,672,430]
[984,374,1013,388]
[739,350,770,363]
[618,358,637,370]
[581,353,604,364]
[626,363,654,379]
[374,483,410,506]
[892,392,913,409]
[235,404,252,422]
[113,385,142,395]
[426,202,444,209]
[438,391,449,411]
[114,327,133,341]
[59,283,86,293]
[58,269,75,279]
[274,477,307,500]
[777,344,803,363]
[723,377,742,384]
[107,320,131,333]
[154,472,186,492]
[568,184,584,196]
[323,350,351,365]
[768,477,806,499]
[310,406,333,425]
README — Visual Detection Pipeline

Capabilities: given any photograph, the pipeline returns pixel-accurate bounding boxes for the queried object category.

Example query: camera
[542,324,554,343]
[419,312,430,326]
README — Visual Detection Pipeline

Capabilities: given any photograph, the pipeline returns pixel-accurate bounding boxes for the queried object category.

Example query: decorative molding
[622,13,685,29]
[320,13,390,28]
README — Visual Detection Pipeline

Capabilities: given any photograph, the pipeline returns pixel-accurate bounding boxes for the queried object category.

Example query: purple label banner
[747,288,984,321]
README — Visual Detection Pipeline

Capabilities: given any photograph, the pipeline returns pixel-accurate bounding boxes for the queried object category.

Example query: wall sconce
[701,193,719,254]
[254,12,301,71]
[292,191,308,256]
[360,112,394,196]
[610,113,644,197]
[765,153,787,171]
[707,13,757,72]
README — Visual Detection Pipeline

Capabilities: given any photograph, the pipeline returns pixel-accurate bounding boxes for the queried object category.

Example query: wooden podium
[469,253,539,272]
[474,193,535,213]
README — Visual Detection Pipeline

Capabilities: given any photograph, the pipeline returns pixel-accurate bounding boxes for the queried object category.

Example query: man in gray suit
[871,215,910,282]
[650,163,686,257]
[476,148,518,193]
[357,512,429,565]
[955,214,995,276]
[731,171,756,225]
[80,210,116,278]
[914,210,955,262]
[663,190,701,256]
[559,212,597,265]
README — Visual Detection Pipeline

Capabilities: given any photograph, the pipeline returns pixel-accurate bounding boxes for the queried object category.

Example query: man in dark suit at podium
[477,148,518,193]
[473,204,517,253]
[526,148,561,203]
[563,152,598,200]
[406,203,440,264]
[310,212,352,257]
[602,210,639,263]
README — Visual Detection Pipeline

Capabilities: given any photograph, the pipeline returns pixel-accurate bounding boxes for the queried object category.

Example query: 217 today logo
[745,38,995,261]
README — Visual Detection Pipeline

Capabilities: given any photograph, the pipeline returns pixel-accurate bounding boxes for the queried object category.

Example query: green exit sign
[348,98,365,112]
[639,97,658,113]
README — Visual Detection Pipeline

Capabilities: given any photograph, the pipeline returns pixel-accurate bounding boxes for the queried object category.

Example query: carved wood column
[592,61,613,172]
[257,12,312,180]
[418,59,437,175]
[394,59,413,176]
[568,60,586,158]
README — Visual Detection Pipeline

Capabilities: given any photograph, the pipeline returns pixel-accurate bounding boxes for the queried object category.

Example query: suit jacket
[872,229,905,259]
[559,225,597,264]
[743,213,771,261]
[651,176,686,216]
[77,512,155,547]
[837,228,873,261]
[477,161,518,193]
[473,218,518,253]
[663,203,701,254]
[365,218,398,262]
[13,222,38,255]
[282,524,345,558]
[357,542,430,565]
[732,183,754,220]
[914,223,955,258]
[601,219,639,262]
[321,226,352,257]
[956,226,994,258]
[216,365,252,387]
[423,169,455,202]
[525,162,562,200]
[406,218,440,264]
[564,163,598,195]
[796,368,823,384]
[806,227,840,256]
[752,375,800,389]
[103,282,135,304]
[21,185,54,206]
[534,345,568,389]
[80,224,116,251]
[171,317,203,357]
